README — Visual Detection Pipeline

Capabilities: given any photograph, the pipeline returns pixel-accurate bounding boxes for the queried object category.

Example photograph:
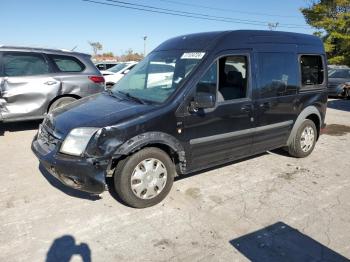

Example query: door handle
[241,104,252,113]
[44,81,58,85]
[259,102,271,109]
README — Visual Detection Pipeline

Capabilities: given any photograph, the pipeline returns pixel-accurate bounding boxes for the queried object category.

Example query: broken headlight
[60,127,100,156]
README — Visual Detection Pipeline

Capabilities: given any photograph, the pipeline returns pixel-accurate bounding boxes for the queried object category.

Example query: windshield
[108,63,129,73]
[329,69,350,79]
[111,51,204,103]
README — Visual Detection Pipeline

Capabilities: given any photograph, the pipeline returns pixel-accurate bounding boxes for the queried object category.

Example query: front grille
[42,115,55,133]
[37,125,60,152]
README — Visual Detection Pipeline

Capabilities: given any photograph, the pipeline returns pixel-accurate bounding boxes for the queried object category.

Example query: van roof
[154,30,324,54]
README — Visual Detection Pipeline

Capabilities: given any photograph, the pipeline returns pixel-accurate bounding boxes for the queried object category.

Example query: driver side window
[195,55,248,103]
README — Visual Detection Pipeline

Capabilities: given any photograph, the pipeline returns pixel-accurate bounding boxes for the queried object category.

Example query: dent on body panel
[1,77,62,118]
[60,76,85,97]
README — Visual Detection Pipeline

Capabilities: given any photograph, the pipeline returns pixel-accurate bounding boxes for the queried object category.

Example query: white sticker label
[181,52,205,59]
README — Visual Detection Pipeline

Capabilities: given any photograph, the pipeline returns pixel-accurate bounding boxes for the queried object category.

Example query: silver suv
[0,46,105,122]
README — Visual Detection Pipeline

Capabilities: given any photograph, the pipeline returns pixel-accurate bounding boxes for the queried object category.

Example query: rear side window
[3,52,49,77]
[49,55,85,72]
[300,55,324,87]
[258,52,298,98]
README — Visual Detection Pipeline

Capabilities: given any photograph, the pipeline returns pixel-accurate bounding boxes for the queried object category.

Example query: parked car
[0,46,105,122]
[32,30,327,208]
[95,61,119,71]
[101,62,138,88]
[327,68,350,97]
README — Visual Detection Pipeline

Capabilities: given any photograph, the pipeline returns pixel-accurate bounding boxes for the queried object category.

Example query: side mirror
[190,92,215,112]
[123,69,130,75]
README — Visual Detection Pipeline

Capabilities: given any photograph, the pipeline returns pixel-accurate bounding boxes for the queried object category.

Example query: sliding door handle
[259,102,271,109]
[241,104,252,113]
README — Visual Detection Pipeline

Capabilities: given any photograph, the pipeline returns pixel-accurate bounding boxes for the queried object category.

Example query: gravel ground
[0,99,349,262]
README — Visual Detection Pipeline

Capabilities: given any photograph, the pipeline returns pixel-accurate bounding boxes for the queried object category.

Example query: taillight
[88,76,105,84]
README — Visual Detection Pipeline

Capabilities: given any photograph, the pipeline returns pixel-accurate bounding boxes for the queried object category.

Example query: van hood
[49,93,155,138]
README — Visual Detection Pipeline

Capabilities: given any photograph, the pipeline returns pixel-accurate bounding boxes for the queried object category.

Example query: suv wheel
[49,97,77,112]
[288,119,317,158]
[106,82,115,89]
[114,147,175,208]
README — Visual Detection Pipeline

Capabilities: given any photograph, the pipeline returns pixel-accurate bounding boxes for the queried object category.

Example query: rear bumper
[32,135,108,194]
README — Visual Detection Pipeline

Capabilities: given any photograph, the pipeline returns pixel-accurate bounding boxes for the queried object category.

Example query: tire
[48,97,77,112]
[288,119,317,158]
[106,82,115,89]
[114,147,175,208]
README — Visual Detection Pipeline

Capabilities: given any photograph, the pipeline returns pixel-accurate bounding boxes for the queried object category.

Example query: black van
[32,30,327,208]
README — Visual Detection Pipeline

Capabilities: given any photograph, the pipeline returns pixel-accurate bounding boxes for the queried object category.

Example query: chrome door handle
[44,81,57,85]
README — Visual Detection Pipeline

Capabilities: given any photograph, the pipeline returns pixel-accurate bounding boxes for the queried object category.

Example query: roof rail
[0,45,88,55]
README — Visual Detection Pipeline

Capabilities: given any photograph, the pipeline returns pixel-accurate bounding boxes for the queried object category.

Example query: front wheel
[114,147,175,208]
[287,119,317,158]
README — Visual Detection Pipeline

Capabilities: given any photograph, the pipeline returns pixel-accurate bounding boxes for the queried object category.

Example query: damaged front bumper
[31,130,109,194]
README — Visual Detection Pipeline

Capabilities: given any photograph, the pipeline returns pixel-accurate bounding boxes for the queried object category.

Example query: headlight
[60,127,100,156]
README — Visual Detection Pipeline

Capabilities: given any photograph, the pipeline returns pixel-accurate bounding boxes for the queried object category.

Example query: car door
[253,51,299,152]
[182,52,254,171]
[0,51,60,121]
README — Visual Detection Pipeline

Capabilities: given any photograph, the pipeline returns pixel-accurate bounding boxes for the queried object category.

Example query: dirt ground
[0,99,349,262]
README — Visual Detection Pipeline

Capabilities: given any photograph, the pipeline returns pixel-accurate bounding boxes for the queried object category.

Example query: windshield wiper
[117,91,147,105]
[104,89,122,99]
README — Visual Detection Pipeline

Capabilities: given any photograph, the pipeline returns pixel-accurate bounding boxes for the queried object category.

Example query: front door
[183,52,255,171]
[0,51,58,121]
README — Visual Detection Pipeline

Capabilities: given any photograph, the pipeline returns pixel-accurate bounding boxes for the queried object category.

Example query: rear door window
[3,52,49,77]
[258,52,298,98]
[49,55,85,72]
[300,55,325,88]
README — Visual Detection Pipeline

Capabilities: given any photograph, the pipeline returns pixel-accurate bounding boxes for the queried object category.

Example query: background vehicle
[327,68,350,97]
[32,30,327,208]
[101,62,137,88]
[0,46,105,122]
[95,61,119,71]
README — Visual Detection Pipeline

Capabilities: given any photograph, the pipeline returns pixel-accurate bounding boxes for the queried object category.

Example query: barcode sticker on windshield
[181,52,205,59]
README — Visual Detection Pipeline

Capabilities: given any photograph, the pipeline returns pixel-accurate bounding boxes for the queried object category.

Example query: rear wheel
[106,82,115,89]
[288,119,317,158]
[114,147,175,208]
[49,97,77,112]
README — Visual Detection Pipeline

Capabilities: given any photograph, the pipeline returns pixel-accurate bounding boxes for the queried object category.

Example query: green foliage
[301,0,350,66]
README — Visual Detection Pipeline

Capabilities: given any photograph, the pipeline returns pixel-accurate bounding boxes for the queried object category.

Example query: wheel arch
[287,105,321,145]
[109,132,186,176]
[47,94,81,112]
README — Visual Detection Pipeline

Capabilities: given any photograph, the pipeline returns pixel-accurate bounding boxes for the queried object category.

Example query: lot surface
[0,99,350,262]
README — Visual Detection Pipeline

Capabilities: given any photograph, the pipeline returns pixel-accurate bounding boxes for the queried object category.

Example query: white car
[102,62,138,88]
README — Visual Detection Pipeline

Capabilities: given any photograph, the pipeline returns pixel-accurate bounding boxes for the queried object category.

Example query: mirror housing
[123,69,130,75]
[190,92,215,112]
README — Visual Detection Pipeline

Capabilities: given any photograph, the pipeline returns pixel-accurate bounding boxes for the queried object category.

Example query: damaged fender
[86,130,186,176]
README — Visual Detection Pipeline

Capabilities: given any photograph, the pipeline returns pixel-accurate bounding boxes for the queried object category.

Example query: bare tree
[88,41,103,56]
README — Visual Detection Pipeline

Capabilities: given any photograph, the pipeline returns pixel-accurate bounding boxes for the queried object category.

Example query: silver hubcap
[130,158,167,199]
[300,126,315,152]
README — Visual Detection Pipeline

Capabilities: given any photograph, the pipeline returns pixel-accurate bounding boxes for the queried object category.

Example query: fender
[287,105,321,145]
[112,131,186,173]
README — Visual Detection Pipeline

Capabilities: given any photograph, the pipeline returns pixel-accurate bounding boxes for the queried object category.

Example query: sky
[1,0,315,56]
